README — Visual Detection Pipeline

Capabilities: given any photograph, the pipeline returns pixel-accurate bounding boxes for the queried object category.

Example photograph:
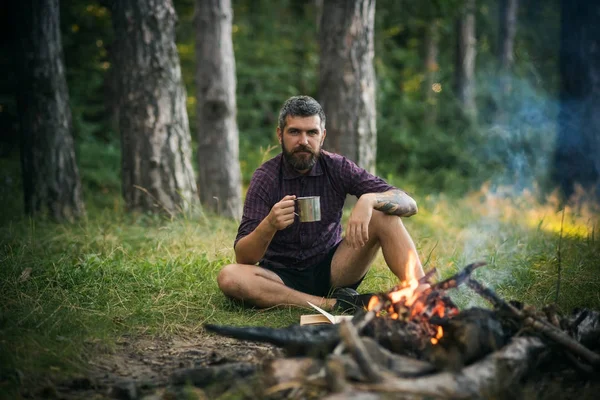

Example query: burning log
[360,262,487,348]
[358,316,428,357]
[427,307,509,371]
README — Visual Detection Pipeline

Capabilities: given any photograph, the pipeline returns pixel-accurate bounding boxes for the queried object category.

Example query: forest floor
[22,333,281,399]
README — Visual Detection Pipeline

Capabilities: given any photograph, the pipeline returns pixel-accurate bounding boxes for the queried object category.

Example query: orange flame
[430,326,444,345]
[432,302,445,318]
[367,295,380,310]
[388,278,419,306]
[365,252,455,347]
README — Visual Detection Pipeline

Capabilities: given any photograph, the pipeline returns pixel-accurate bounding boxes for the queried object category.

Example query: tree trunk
[455,0,477,119]
[318,0,377,174]
[112,0,198,214]
[498,0,518,75]
[424,21,440,127]
[495,0,518,123]
[554,0,600,199]
[315,0,324,33]
[194,0,242,219]
[13,0,85,221]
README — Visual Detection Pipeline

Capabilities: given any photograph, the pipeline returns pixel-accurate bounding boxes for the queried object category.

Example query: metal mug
[295,196,321,222]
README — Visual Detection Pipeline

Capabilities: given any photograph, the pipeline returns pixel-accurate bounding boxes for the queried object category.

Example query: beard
[282,143,320,171]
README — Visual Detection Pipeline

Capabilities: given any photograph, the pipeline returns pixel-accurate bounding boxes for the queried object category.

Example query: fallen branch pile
[192,262,600,399]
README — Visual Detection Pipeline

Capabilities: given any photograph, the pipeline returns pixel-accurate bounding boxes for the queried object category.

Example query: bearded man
[217,95,425,311]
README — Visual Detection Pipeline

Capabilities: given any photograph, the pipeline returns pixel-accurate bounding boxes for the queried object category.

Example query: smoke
[448,71,561,308]
[477,69,558,194]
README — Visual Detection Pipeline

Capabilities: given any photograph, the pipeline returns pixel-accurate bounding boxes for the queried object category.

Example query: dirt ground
[22,333,282,399]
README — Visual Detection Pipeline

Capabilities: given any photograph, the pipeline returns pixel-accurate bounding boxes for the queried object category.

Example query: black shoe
[330,287,374,313]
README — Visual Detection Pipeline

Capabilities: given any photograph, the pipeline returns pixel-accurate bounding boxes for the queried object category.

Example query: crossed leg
[217,211,423,310]
[216,264,334,309]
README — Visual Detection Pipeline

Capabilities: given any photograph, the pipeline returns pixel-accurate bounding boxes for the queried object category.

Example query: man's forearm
[234,218,278,265]
[372,189,418,217]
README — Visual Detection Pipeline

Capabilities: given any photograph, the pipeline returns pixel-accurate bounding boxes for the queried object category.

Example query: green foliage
[374,0,483,193]
[373,0,561,193]
[61,1,115,142]
[40,0,563,192]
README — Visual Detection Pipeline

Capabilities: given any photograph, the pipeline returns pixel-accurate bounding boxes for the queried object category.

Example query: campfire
[193,262,600,399]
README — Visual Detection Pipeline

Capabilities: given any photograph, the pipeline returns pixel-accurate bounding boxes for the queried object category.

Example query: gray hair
[278,96,326,131]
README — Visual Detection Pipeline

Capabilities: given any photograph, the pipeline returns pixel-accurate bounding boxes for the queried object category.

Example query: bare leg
[331,211,423,287]
[375,213,424,281]
[217,264,336,309]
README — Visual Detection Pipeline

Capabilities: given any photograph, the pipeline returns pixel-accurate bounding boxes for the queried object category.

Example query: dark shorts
[259,243,365,297]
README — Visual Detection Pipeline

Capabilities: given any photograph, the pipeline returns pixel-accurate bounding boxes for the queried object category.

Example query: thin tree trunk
[13,0,85,221]
[455,0,477,119]
[194,0,242,219]
[112,0,198,214]
[319,0,377,174]
[424,21,440,127]
[495,0,518,123]
[554,0,600,199]
[498,0,518,75]
[315,0,324,33]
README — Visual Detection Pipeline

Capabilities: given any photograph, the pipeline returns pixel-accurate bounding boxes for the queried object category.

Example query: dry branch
[466,277,600,368]
[354,336,545,399]
[430,261,487,291]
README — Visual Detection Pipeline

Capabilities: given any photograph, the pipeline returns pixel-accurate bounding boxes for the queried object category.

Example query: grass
[0,153,599,397]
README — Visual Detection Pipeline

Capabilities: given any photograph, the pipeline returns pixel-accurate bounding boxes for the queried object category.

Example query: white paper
[306,301,353,324]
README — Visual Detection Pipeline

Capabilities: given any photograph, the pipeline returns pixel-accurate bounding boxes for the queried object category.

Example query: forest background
[0,0,599,396]
[1,0,582,201]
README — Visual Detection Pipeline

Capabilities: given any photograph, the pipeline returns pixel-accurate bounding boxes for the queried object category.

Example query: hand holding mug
[268,195,296,230]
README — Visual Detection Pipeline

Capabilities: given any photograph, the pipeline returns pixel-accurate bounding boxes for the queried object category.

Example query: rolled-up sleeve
[234,169,274,248]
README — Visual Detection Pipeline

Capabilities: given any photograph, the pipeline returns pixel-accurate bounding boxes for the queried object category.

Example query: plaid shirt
[235,150,395,269]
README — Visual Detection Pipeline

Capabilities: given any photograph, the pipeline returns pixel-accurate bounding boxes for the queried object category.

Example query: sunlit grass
[360,183,599,311]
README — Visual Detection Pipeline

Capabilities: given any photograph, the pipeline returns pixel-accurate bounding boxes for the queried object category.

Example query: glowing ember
[431,326,444,345]
[367,295,380,310]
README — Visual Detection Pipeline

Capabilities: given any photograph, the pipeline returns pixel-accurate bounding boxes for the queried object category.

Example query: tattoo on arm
[374,190,417,217]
